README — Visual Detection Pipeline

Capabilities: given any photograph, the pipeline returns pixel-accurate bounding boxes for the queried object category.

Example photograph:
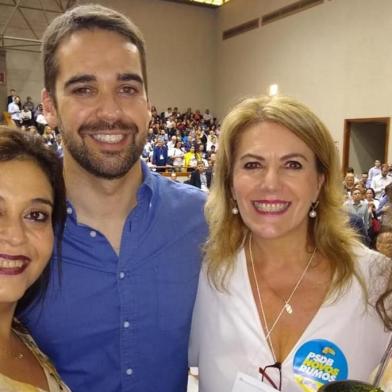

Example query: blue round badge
[292,339,348,392]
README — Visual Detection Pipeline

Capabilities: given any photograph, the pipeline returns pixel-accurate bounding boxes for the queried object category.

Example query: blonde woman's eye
[285,161,303,170]
[244,162,261,169]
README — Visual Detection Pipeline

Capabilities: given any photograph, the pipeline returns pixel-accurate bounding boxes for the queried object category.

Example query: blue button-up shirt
[19,162,207,392]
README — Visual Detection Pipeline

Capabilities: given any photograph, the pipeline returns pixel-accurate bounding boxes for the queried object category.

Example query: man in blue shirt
[152,137,169,172]
[19,4,207,392]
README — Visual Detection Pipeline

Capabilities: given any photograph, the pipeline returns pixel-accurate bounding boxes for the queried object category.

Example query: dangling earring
[232,200,239,215]
[309,201,319,218]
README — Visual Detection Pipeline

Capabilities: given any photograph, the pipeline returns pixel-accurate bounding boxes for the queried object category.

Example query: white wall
[93,0,217,113]
[215,0,392,162]
[3,6,50,105]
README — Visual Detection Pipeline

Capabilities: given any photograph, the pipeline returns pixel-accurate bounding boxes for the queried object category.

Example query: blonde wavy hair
[205,95,361,294]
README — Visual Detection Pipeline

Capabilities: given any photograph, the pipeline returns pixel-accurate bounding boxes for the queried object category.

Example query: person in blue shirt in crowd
[18,4,207,392]
[151,137,168,172]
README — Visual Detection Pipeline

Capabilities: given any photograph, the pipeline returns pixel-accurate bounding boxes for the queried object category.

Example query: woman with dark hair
[366,187,380,210]
[0,127,69,391]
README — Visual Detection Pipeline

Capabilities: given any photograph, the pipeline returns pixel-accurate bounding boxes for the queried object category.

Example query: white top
[7,102,21,121]
[189,245,391,392]
[371,174,392,198]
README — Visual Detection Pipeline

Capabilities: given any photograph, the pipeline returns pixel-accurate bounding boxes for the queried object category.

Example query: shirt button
[123,321,130,328]
[126,368,133,376]
[66,207,73,215]
[119,272,125,279]
[90,230,97,238]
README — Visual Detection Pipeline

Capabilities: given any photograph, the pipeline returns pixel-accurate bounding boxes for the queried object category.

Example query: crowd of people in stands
[6,89,392,252]
[6,92,218,190]
[6,89,63,157]
[142,105,219,190]
[343,159,392,254]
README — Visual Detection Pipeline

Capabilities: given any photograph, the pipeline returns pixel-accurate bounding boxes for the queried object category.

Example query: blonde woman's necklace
[248,234,317,352]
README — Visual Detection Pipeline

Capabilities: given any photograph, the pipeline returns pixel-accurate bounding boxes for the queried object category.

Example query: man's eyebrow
[64,74,96,89]
[117,73,144,85]
[63,73,144,89]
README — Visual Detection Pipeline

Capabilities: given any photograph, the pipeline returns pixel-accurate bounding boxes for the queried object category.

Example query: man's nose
[95,92,123,123]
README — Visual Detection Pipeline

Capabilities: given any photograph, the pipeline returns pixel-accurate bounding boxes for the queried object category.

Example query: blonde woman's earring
[309,201,319,218]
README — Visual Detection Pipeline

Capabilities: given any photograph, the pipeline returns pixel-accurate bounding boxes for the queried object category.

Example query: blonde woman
[189,96,391,392]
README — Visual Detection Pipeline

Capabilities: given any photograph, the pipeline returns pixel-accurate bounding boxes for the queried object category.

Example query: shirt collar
[140,160,156,196]
[65,160,156,222]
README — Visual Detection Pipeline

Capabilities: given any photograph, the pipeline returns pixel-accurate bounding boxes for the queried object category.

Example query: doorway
[343,118,389,175]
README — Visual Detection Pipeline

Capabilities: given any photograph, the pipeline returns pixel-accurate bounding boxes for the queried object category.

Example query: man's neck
[63,154,143,226]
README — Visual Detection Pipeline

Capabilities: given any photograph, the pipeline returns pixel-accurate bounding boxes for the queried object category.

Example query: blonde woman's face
[231,121,324,242]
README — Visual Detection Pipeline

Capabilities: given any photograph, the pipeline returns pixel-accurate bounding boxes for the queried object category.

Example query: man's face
[375,160,381,168]
[382,166,389,177]
[345,174,355,187]
[197,162,205,172]
[361,173,368,183]
[352,189,362,203]
[43,29,151,180]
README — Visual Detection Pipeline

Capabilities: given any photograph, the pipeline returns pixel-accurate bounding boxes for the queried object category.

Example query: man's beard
[60,119,146,180]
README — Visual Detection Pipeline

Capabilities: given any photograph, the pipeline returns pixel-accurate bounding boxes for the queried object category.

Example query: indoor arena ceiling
[0,0,229,53]
[161,0,230,7]
[0,0,77,53]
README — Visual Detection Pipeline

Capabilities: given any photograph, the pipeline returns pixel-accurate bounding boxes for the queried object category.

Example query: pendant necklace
[0,339,24,360]
[248,233,317,358]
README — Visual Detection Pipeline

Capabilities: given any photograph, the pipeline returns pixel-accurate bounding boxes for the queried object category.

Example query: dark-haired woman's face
[0,159,54,305]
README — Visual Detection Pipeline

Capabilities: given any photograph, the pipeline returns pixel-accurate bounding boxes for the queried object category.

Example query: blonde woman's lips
[253,200,291,214]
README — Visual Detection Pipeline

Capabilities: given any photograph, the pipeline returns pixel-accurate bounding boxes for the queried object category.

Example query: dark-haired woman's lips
[0,254,31,275]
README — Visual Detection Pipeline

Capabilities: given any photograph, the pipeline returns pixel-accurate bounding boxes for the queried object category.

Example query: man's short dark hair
[42,4,147,100]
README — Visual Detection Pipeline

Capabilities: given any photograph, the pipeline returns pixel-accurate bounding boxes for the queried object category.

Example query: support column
[0,49,7,119]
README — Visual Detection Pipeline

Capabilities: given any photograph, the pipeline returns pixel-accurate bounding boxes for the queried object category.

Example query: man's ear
[41,89,58,128]
[146,98,152,122]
